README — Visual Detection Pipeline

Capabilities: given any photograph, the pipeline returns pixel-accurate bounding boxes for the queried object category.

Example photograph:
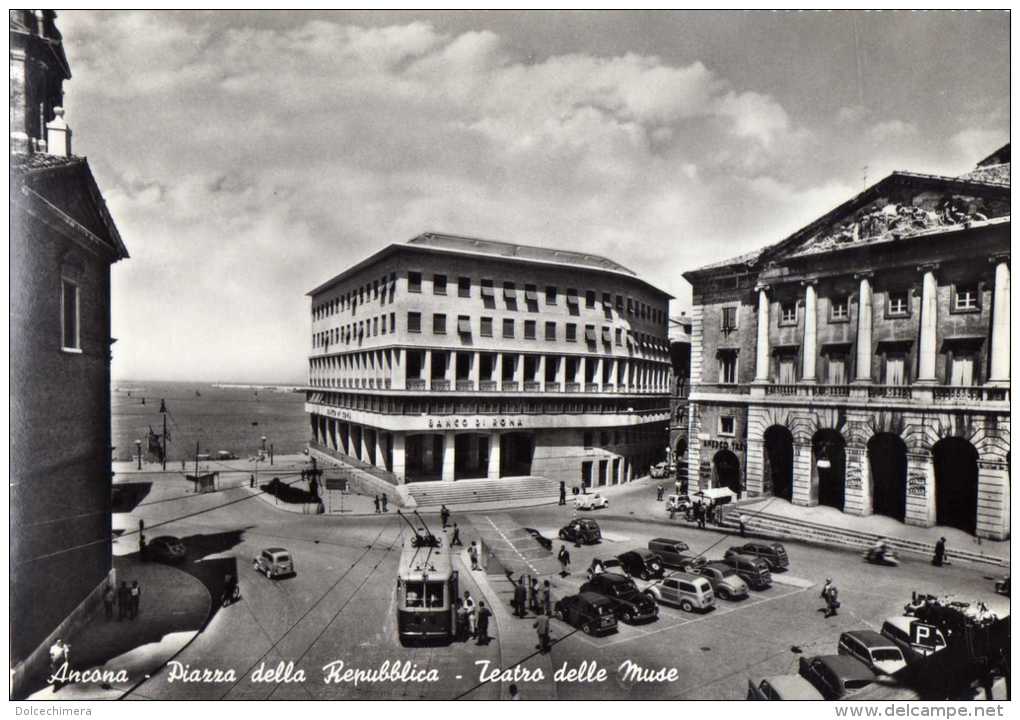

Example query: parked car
[616,550,665,580]
[253,547,295,578]
[693,487,737,509]
[697,562,749,600]
[650,462,671,479]
[747,675,825,700]
[586,557,624,580]
[644,573,715,613]
[147,535,186,564]
[838,630,908,675]
[665,494,692,513]
[880,616,948,663]
[553,592,619,636]
[523,528,552,550]
[720,553,772,590]
[580,573,659,623]
[575,492,609,510]
[647,538,706,572]
[995,575,1009,596]
[559,518,602,545]
[726,541,789,571]
[798,655,876,700]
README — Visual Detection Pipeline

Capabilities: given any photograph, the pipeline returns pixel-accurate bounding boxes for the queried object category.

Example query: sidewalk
[26,555,211,700]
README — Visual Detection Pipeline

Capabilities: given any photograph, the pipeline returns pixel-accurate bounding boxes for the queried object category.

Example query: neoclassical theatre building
[306,232,673,490]
[684,146,1010,540]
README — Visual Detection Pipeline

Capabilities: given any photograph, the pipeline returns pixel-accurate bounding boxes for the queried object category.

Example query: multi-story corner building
[668,313,692,486]
[683,147,1010,540]
[10,10,129,695]
[305,232,672,490]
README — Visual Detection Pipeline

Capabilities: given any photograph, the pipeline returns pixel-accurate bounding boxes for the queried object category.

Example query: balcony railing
[501,381,519,392]
[479,380,498,391]
[764,384,851,398]
[603,383,615,392]
[933,385,1010,403]
[868,385,911,400]
[456,380,475,391]
[584,383,598,392]
[407,378,426,391]
[431,379,451,391]
[524,381,542,392]
[565,382,581,392]
[544,382,562,393]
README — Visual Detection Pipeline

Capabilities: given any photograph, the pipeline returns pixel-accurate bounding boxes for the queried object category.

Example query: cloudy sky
[57,10,1008,384]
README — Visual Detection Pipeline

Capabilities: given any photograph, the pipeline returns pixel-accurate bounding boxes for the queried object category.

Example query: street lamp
[261,435,267,454]
[135,439,142,470]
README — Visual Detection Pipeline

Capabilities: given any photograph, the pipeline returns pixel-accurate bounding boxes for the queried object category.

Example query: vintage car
[553,592,619,636]
[524,527,553,550]
[580,573,659,624]
[720,553,772,590]
[559,518,602,545]
[697,562,749,601]
[725,541,790,571]
[575,492,609,510]
[586,557,624,580]
[650,462,671,479]
[798,655,876,700]
[647,538,706,572]
[838,630,908,675]
[615,549,665,581]
[880,616,948,663]
[253,547,295,578]
[147,535,186,564]
[644,573,715,613]
[747,675,825,700]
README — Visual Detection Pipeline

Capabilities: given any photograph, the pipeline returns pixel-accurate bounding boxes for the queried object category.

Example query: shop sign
[428,417,526,429]
[907,473,927,497]
[323,408,352,421]
[845,464,862,490]
[703,438,746,452]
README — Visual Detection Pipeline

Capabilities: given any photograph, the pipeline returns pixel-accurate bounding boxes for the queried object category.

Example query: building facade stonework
[684,148,1010,540]
[305,233,673,490]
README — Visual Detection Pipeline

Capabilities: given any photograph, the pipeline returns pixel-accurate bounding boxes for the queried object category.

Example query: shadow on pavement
[111,482,153,513]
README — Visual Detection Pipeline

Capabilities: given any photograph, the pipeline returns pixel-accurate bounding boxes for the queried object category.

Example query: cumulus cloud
[868,119,918,144]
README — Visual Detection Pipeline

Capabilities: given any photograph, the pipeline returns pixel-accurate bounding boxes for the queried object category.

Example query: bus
[396,512,459,644]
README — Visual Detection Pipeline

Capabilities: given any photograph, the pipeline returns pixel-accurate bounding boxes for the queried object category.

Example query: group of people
[454,590,492,645]
[103,580,142,621]
[506,571,554,653]
[372,494,389,513]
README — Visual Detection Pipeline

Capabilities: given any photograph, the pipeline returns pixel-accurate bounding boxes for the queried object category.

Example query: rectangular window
[719,353,738,384]
[566,323,577,342]
[503,319,515,338]
[545,321,556,340]
[433,313,446,334]
[373,317,379,335]
[615,294,624,310]
[545,286,558,305]
[719,416,735,437]
[779,301,797,325]
[721,306,738,331]
[954,285,979,312]
[615,328,623,346]
[61,279,79,350]
[827,355,846,385]
[433,274,447,295]
[458,276,471,298]
[601,327,612,344]
[390,312,395,332]
[887,291,909,316]
[585,290,596,309]
[407,312,421,334]
[503,281,516,300]
[626,297,633,315]
[584,325,596,343]
[381,315,387,334]
[457,315,472,335]
[778,355,797,384]
[408,272,422,293]
[566,288,579,305]
[885,355,906,385]
[583,432,593,448]
[830,296,849,321]
[524,320,536,340]
[525,284,538,303]
[950,355,975,386]
[480,317,493,337]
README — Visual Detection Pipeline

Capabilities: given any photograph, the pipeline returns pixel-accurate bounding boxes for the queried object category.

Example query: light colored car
[253,547,294,578]
[838,630,908,675]
[644,573,715,613]
[748,675,825,700]
[650,462,670,479]
[575,492,609,510]
[697,562,749,600]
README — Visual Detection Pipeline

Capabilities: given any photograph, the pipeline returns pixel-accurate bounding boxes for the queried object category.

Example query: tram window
[425,582,445,608]
[405,581,425,607]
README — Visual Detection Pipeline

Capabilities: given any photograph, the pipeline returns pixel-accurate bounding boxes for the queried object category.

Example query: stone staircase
[720,506,1008,568]
[406,476,560,510]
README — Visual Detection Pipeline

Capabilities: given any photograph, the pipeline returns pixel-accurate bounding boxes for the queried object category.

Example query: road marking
[484,515,542,575]
[771,574,815,589]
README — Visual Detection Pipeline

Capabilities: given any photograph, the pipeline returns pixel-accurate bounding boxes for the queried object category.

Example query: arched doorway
[812,429,846,510]
[763,426,794,501]
[932,438,978,534]
[500,432,534,477]
[713,450,742,497]
[868,433,907,521]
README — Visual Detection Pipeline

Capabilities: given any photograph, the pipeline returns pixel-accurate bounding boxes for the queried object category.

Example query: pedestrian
[932,537,947,567]
[514,578,527,618]
[508,683,521,700]
[669,505,677,521]
[558,545,571,577]
[373,495,380,514]
[657,484,664,501]
[450,523,463,546]
[463,591,477,638]
[441,505,450,529]
[381,494,388,512]
[533,607,551,653]
[559,481,567,506]
[130,580,141,619]
[469,541,480,570]
[821,578,840,618]
[139,533,147,560]
[117,581,130,621]
[542,580,553,616]
[455,598,469,642]
[530,576,541,613]
[103,584,115,620]
[48,639,69,691]
[250,474,255,488]
[697,502,707,529]
[476,601,492,645]
[739,513,749,537]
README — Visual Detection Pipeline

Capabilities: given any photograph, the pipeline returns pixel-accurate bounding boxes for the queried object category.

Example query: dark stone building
[668,312,692,488]
[10,10,129,696]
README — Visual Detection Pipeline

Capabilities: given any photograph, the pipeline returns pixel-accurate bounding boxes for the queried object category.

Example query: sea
[112,380,308,463]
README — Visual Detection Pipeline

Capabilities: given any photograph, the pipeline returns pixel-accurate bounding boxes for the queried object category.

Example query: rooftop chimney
[45,107,71,157]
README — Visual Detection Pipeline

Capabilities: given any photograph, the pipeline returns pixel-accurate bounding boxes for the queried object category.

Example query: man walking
[476,601,492,645]
[463,591,477,638]
[450,523,463,546]
[514,577,527,618]
[558,545,571,577]
[657,484,664,501]
[542,579,552,616]
[533,607,551,653]
[820,578,840,618]
[559,481,567,506]
[117,581,130,621]
[739,513,749,537]
[381,494,388,513]
[469,541,480,570]
[130,580,142,619]
[932,537,947,567]
[373,495,380,514]
[440,505,451,529]
[103,584,115,620]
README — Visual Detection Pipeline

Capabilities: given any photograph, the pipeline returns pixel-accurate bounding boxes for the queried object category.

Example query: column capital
[800,278,819,287]
[853,271,874,281]
[754,283,770,293]
[989,253,1010,266]
[917,262,940,274]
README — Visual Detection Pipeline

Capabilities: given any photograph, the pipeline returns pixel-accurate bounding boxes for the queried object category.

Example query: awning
[602,297,613,308]
[615,296,624,308]
[458,318,472,334]
[503,285,516,299]
[525,288,538,301]
[584,327,597,342]
[566,292,579,304]
[602,328,612,343]
[481,284,495,296]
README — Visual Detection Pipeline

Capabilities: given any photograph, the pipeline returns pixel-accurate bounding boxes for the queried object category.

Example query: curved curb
[241,484,324,514]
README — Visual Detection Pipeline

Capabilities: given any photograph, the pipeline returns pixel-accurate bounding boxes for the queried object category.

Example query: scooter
[995,575,1010,596]
[863,547,900,566]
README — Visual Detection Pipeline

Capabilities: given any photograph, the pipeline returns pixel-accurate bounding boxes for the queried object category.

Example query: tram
[395,511,459,644]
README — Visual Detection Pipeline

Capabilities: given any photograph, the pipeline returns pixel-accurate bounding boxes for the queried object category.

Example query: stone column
[802,280,818,383]
[471,350,481,390]
[842,443,872,516]
[442,431,456,482]
[537,354,546,387]
[391,433,406,484]
[854,274,873,383]
[424,350,432,390]
[977,455,1011,540]
[904,448,936,528]
[376,432,387,471]
[754,285,771,382]
[362,427,373,466]
[488,431,502,480]
[445,351,455,386]
[592,355,602,391]
[988,257,1010,385]
[791,442,815,506]
[555,355,566,386]
[494,353,504,385]
[917,264,939,383]
[514,353,525,385]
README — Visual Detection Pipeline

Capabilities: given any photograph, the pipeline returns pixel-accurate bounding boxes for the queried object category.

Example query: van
[694,487,737,508]
[880,616,948,663]
[721,553,771,589]
[644,573,715,612]
[648,538,706,571]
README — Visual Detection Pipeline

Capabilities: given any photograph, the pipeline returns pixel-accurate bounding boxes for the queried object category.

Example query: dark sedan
[147,535,186,564]
[726,541,789,571]
[798,655,875,700]
[616,550,665,580]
